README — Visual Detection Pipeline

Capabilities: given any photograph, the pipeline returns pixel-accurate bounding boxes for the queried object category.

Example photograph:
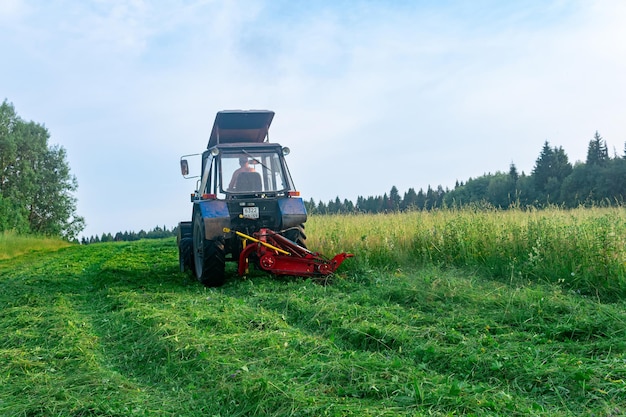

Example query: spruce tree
[586,131,608,166]
[532,141,554,193]
[508,163,519,182]
[402,188,418,210]
[389,186,401,211]
[532,141,572,202]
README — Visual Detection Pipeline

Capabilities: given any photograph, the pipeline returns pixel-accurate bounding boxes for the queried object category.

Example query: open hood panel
[207,110,275,148]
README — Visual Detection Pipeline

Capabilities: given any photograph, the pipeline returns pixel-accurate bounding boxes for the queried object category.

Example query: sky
[1,0,625,239]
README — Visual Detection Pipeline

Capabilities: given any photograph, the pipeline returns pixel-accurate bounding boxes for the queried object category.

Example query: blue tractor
[177,110,351,286]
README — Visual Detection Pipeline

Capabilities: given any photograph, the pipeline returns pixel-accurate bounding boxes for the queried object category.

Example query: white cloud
[0,0,27,22]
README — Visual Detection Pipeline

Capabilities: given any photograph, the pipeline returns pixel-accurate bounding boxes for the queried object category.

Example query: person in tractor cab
[228,156,256,190]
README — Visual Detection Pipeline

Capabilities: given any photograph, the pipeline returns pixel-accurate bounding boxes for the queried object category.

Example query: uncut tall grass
[307,207,626,300]
[0,230,70,260]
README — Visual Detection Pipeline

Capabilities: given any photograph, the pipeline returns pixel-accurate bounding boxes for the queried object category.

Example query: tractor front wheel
[178,237,195,274]
[193,213,226,287]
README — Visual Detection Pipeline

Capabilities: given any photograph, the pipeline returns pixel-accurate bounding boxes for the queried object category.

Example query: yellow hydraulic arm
[223,227,290,255]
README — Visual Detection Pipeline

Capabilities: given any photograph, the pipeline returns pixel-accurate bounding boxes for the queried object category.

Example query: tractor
[177,110,352,286]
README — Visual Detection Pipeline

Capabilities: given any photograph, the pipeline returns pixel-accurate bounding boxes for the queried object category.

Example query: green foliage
[0,100,84,239]
[0,236,624,416]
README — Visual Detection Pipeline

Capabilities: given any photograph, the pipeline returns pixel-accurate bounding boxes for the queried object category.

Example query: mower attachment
[226,228,353,277]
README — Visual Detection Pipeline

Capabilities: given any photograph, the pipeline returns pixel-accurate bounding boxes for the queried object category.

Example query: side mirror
[180,159,189,176]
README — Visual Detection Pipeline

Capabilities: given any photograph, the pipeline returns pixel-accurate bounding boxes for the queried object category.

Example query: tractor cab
[198,143,296,201]
[181,110,298,201]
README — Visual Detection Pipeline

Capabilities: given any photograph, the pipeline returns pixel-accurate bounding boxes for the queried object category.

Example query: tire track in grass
[239,269,626,415]
[64,240,313,415]
[72,251,421,415]
[223,275,499,413]
[0,243,153,416]
[66,240,221,415]
[2,239,625,416]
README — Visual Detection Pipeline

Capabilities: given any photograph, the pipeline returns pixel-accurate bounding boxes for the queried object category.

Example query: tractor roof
[207,110,275,149]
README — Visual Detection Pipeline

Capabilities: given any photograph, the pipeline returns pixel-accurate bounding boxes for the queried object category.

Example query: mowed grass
[1,208,625,416]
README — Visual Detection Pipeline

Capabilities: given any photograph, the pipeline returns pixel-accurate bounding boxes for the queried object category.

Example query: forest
[80,225,176,245]
[306,132,626,214]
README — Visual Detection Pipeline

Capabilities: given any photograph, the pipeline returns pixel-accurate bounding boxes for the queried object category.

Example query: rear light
[288,191,300,197]
[202,193,217,200]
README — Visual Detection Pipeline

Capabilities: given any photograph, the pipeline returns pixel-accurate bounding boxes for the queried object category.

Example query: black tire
[193,212,226,287]
[178,237,195,274]
[282,224,307,249]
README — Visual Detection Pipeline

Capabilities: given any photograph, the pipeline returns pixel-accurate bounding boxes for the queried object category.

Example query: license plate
[243,207,259,219]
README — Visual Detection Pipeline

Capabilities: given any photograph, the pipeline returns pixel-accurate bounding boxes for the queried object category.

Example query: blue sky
[1,0,625,238]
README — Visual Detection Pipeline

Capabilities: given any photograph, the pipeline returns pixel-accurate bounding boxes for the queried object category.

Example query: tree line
[306,131,626,214]
[0,100,84,240]
[81,225,176,245]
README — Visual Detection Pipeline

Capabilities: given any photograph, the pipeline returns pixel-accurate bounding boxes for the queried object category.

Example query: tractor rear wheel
[282,224,307,248]
[193,213,226,287]
[178,237,195,274]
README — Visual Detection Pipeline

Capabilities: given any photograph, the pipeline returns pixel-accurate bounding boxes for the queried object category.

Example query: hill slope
[1,238,624,416]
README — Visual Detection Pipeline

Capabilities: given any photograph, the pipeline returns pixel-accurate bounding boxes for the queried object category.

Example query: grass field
[1,208,625,416]
[0,231,70,260]
[307,207,626,300]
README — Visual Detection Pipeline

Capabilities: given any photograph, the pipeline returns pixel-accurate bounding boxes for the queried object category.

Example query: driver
[228,156,255,190]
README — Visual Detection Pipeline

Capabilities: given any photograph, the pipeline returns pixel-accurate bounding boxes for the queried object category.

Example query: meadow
[308,206,626,301]
[1,207,625,416]
[0,231,70,260]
